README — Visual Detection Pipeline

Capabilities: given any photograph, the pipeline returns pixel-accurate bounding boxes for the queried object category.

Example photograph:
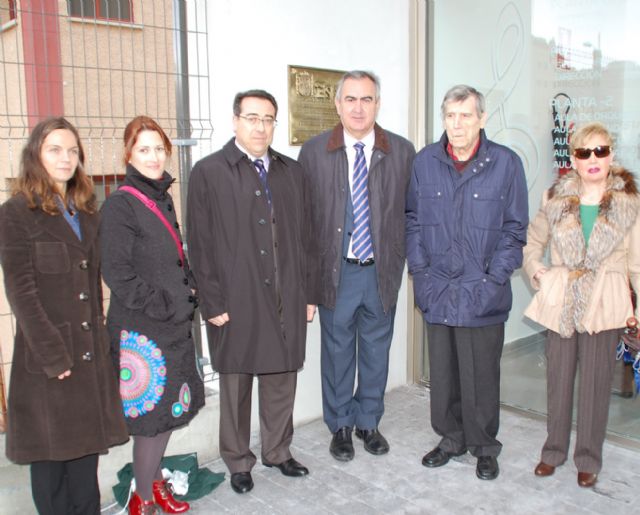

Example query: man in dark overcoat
[187,89,310,494]
[406,84,529,480]
[298,70,415,461]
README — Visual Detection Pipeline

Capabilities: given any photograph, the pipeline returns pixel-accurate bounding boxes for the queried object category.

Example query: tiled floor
[104,384,640,514]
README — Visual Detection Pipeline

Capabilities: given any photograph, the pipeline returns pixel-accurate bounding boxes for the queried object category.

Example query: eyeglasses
[237,114,277,128]
[573,146,611,160]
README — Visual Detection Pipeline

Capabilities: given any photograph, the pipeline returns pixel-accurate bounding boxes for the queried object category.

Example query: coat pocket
[34,242,70,274]
[524,267,568,332]
[473,275,511,317]
[469,186,505,230]
[24,322,73,374]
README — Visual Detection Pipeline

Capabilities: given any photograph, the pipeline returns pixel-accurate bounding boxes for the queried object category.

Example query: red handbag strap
[119,185,185,266]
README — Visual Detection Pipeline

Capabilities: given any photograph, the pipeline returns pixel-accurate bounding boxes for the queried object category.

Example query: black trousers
[30,454,100,515]
[426,323,505,457]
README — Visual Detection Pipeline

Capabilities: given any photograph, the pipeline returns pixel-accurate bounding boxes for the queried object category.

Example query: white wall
[199,0,413,429]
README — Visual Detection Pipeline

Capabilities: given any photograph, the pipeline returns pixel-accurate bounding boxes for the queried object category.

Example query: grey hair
[335,70,381,101]
[440,84,485,119]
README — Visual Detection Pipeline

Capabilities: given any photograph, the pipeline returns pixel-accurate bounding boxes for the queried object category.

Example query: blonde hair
[569,122,614,155]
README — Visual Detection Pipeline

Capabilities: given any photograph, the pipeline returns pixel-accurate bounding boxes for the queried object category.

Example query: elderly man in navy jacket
[406,84,528,480]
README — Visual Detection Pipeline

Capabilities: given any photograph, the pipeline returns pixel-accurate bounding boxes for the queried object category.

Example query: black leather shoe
[264,457,309,477]
[355,428,390,455]
[230,472,253,494]
[476,456,499,480]
[330,426,354,461]
[421,446,466,468]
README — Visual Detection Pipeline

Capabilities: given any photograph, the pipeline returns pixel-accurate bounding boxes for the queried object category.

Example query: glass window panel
[423,0,640,441]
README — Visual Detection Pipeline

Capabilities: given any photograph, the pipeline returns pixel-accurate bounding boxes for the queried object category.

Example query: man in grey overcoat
[187,89,310,494]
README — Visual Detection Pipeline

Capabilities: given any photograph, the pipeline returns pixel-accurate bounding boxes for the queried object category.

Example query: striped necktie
[351,142,373,260]
[253,158,271,204]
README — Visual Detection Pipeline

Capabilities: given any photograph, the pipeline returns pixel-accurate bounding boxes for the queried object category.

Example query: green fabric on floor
[113,452,225,507]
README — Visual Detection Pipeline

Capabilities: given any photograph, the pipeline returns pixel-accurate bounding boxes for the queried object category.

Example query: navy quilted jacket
[406,130,528,327]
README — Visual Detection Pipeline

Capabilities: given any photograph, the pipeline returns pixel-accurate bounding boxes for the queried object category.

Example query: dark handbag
[619,317,640,395]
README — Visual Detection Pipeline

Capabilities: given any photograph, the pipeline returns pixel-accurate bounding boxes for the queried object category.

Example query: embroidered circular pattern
[171,383,192,418]
[119,330,167,418]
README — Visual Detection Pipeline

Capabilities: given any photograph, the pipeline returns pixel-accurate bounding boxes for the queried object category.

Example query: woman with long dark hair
[0,117,128,514]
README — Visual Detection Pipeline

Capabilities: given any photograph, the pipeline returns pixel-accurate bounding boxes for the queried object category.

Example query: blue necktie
[253,159,271,205]
[351,142,372,260]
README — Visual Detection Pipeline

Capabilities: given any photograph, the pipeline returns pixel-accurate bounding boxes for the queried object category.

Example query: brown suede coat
[0,194,128,464]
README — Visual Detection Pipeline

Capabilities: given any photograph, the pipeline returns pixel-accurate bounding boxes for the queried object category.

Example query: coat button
[255,190,262,196]
[167,204,173,211]
[473,193,479,198]
[81,321,91,331]
[79,292,89,301]
[260,249,267,256]
[337,227,342,232]
[264,279,271,286]
[79,260,89,270]
[82,351,93,362]
[258,218,266,225]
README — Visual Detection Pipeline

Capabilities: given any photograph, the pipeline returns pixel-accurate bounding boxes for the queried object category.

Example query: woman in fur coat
[523,122,640,488]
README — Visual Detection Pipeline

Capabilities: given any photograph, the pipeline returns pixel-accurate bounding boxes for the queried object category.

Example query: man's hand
[57,369,71,380]
[307,304,317,322]
[208,313,230,327]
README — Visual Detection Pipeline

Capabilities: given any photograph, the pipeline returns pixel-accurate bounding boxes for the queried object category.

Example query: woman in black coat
[100,116,204,514]
[0,117,128,514]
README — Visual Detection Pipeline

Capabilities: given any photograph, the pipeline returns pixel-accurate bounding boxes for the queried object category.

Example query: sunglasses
[573,146,611,160]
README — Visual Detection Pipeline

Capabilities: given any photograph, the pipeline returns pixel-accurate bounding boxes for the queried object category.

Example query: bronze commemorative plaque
[288,65,345,145]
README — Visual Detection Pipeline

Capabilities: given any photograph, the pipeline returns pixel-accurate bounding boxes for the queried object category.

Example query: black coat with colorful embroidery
[100,165,204,436]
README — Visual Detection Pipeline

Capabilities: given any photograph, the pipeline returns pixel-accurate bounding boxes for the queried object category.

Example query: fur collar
[545,166,639,336]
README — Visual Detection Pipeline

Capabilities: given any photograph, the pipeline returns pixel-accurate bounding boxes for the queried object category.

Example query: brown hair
[123,116,172,166]
[569,122,614,155]
[13,117,96,215]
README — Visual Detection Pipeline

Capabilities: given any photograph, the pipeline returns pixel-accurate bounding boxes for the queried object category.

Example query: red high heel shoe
[129,492,157,515]
[152,480,190,513]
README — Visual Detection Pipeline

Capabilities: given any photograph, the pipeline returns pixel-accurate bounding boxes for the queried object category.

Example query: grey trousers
[219,371,296,474]
[541,329,619,473]
[426,323,505,457]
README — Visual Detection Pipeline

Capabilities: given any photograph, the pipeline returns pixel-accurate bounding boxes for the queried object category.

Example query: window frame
[68,0,134,23]
[1,0,17,26]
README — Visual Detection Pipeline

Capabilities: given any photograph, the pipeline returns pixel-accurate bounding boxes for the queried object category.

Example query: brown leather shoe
[534,462,555,477]
[577,472,597,488]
